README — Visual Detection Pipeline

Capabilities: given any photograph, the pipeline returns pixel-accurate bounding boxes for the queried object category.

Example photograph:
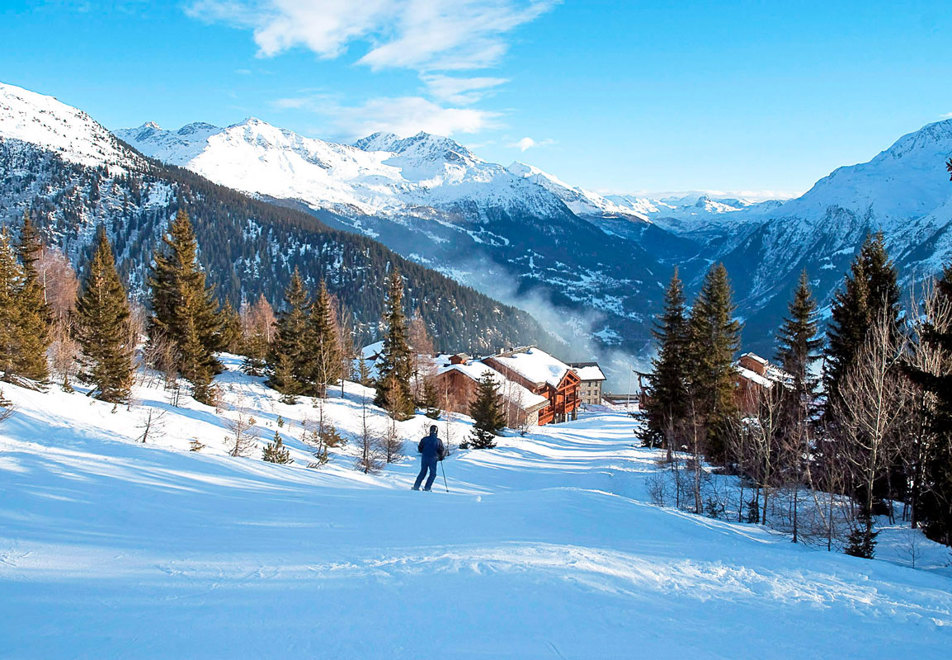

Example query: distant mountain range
[3,80,952,385]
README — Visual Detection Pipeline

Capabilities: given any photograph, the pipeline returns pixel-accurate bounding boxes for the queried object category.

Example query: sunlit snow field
[0,356,950,658]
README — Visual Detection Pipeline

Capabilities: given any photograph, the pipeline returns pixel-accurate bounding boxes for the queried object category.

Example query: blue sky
[2,0,951,195]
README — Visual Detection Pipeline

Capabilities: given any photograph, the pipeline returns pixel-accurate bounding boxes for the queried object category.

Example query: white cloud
[187,0,558,71]
[941,112,952,120]
[274,94,500,138]
[421,74,508,105]
[509,136,554,151]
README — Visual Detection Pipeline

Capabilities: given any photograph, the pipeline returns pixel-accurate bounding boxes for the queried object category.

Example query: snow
[573,365,606,382]
[0,82,136,171]
[489,347,573,388]
[736,365,775,389]
[0,357,950,657]
[115,120,567,219]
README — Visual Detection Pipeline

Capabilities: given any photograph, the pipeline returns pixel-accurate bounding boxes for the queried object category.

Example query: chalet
[484,347,581,425]
[734,352,792,415]
[569,362,606,405]
[430,355,549,428]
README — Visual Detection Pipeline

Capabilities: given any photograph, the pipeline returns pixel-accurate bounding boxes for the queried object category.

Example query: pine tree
[824,233,900,408]
[147,209,222,402]
[13,212,51,381]
[74,227,134,403]
[305,280,342,397]
[240,294,274,377]
[775,270,823,542]
[469,371,506,449]
[687,263,742,462]
[823,234,903,517]
[267,269,309,397]
[906,266,952,544]
[263,430,293,464]
[777,271,823,394]
[375,268,414,418]
[0,229,23,379]
[641,268,690,452]
[423,379,442,420]
[218,300,242,354]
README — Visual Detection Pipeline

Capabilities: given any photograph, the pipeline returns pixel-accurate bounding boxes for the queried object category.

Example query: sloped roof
[490,347,572,388]
[436,358,549,411]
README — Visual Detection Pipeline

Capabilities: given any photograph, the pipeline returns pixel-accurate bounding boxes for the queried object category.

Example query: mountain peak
[0,80,135,170]
[353,131,401,152]
[880,118,952,161]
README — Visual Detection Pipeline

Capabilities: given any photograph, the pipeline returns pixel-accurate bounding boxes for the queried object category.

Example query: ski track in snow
[0,356,950,658]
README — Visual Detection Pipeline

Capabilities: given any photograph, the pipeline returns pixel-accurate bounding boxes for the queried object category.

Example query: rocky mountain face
[0,82,557,355]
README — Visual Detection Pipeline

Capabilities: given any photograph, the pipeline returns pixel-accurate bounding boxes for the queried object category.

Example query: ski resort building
[569,362,606,405]
[483,347,582,425]
[733,352,792,415]
[431,354,550,428]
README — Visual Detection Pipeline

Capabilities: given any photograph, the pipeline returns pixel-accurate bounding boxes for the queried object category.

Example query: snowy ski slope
[0,357,950,658]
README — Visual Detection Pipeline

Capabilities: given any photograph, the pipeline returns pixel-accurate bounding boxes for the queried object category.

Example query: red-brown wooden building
[483,347,581,425]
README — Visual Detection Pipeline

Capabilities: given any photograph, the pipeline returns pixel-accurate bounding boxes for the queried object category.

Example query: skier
[412,425,445,491]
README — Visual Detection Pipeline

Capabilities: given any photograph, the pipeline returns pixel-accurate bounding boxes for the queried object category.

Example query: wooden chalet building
[733,352,792,415]
[430,354,549,428]
[484,347,581,425]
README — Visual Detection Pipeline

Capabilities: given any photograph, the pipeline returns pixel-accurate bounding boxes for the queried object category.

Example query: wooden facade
[430,363,548,429]
[483,356,581,425]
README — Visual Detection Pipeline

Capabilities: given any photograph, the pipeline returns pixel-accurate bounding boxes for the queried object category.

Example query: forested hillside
[0,136,557,354]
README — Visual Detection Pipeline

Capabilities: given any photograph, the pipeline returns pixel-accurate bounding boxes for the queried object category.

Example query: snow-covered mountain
[118,117,667,366]
[117,121,568,219]
[676,118,952,346]
[0,82,138,171]
[8,77,952,373]
[115,108,952,366]
[0,81,554,354]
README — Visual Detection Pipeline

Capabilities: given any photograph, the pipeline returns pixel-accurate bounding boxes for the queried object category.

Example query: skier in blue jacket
[412,425,445,491]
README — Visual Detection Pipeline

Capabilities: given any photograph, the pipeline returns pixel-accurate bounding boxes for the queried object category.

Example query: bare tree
[36,247,80,388]
[336,302,357,397]
[407,310,435,404]
[239,294,275,376]
[733,383,784,525]
[686,397,706,515]
[136,407,167,443]
[224,405,259,457]
[0,389,14,424]
[902,278,952,527]
[381,414,404,464]
[356,388,384,473]
[830,306,909,553]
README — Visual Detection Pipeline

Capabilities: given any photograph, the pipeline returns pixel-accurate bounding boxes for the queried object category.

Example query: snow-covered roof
[436,359,549,411]
[735,366,774,389]
[490,347,572,388]
[740,352,768,366]
[571,363,606,382]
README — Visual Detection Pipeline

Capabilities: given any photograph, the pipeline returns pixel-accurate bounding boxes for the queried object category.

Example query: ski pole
[440,459,449,492]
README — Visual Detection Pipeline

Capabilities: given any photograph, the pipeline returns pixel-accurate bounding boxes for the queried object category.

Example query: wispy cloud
[421,74,508,105]
[189,1,556,139]
[187,0,557,71]
[509,136,554,151]
[941,112,952,120]
[273,94,500,139]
